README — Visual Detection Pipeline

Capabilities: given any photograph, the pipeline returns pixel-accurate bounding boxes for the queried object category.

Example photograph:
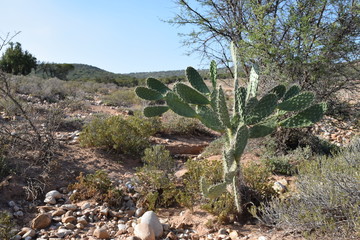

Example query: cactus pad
[146,78,170,94]
[143,106,169,117]
[174,83,210,105]
[280,102,327,128]
[210,60,217,89]
[284,85,300,100]
[270,85,286,99]
[165,92,197,118]
[217,86,231,128]
[278,92,314,111]
[233,125,249,159]
[186,67,210,94]
[246,94,278,125]
[196,105,224,131]
[135,87,163,101]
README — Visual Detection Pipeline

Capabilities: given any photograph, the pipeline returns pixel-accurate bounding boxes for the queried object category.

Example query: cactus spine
[135,59,326,213]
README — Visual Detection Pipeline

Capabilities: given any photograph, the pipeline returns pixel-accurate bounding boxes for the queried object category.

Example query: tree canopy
[170,0,359,98]
[0,42,37,75]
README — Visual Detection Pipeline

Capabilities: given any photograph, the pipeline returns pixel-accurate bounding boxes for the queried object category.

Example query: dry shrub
[253,138,360,239]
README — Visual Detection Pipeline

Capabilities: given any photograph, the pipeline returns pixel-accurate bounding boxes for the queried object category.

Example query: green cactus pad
[143,106,169,117]
[249,119,276,138]
[165,92,197,118]
[235,87,246,118]
[186,67,210,94]
[233,125,249,159]
[174,83,210,105]
[197,105,224,131]
[284,85,300,100]
[217,86,231,128]
[210,60,217,89]
[244,97,258,116]
[210,89,218,111]
[135,87,163,101]
[279,102,327,128]
[245,93,278,125]
[146,78,170,94]
[246,66,259,101]
[278,92,314,111]
[206,182,227,199]
[270,85,286,99]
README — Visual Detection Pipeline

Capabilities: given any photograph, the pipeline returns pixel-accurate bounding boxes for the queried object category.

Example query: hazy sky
[0,0,203,73]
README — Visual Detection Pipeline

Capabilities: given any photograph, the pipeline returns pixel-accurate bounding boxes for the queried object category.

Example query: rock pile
[312,115,359,146]
[8,189,273,240]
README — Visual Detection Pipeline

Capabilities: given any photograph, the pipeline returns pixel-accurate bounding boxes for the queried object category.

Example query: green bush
[69,170,123,207]
[102,89,141,108]
[160,111,207,136]
[135,145,178,210]
[0,211,14,240]
[253,138,360,239]
[79,114,160,155]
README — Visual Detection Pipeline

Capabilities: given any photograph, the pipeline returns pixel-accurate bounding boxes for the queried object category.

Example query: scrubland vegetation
[0,1,359,238]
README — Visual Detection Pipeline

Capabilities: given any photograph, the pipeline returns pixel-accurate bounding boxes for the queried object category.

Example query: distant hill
[33,63,232,86]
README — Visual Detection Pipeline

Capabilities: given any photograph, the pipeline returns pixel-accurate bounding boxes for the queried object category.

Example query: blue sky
[0,0,204,73]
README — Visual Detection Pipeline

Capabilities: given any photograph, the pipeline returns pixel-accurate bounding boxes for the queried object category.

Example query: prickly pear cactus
[135,60,326,213]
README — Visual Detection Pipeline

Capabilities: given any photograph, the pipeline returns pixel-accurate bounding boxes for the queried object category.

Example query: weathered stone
[134,222,155,240]
[229,231,239,240]
[81,202,91,210]
[61,204,77,211]
[116,223,127,235]
[65,223,76,229]
[52,209,66,217]
[23,229,36,238]
[77,216,88,225]
[93,227,110,239]
[62,216,76,223]
[135,207,145,218]
[31,213,52,229]
[56,228,73,238]
[137,211,163,238]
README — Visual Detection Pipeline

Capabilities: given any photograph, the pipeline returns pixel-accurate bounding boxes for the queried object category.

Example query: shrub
[262,146,313,176]
[79,114,160,155]
[0,211,14,240]
[102,89,141,108]
[69,170,123,207]
[160,111,207,136]
[135,145,178,210]
[242,161,275,199]
[253,138,360,239]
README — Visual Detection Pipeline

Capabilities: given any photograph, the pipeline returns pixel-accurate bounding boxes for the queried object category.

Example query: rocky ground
[1,87,359,240]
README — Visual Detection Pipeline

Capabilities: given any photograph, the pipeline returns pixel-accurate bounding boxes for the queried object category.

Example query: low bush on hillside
[135,145,178,210]
[101,89,141,108]
[252,137,360,239]
[160,111,209,136]
[69,170,123,207]
[79,114,160,155]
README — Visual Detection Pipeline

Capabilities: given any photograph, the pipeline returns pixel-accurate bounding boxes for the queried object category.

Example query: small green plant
[102,88,141,108]
[135,56,326,213]
[242,161,275,198]
[69,170,123,207]
[79,113,160,155]
[135,145,178,210]
[160,111,206,136]
[0,211,14,240]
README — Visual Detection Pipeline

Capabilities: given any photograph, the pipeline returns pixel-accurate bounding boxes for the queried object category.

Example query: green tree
[0,42,37,75]
[37,62,74,80]
[169,0,359,99]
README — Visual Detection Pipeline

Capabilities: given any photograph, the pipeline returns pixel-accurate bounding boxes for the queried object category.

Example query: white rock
[135,211,163,238]
[44,196,56,204]
[135,222,155,240]
[258,236,267,240]
[56,228,73,238]
[135,207,145,217]
[46,190,62,199]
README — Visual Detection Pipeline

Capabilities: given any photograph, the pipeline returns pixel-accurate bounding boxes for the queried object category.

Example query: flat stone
[93,227,110,239]
[62,216,76,223]
[31,213,52,229]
